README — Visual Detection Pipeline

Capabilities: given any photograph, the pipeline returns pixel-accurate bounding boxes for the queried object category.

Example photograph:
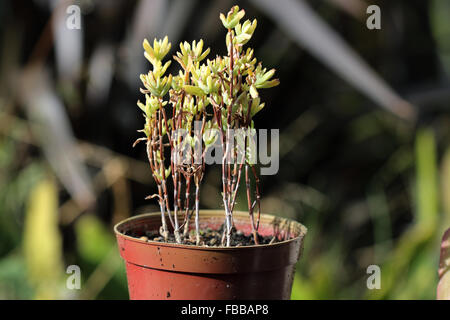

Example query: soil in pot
[125,224,278,247]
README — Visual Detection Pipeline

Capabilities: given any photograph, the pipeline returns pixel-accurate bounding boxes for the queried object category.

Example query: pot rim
[114,209,307,251]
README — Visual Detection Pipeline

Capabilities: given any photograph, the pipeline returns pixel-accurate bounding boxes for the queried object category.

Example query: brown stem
[146,138,169,240]
[183,176,192,237]
[246,164,259,245]
[250,165,261,231]
[157,185,169,241]
[194,182,201,245]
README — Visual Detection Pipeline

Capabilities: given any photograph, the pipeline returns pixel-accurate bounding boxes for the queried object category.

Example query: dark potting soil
[125,224,278,247]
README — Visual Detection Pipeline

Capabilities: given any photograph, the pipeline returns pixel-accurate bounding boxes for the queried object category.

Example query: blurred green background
[1,0,450,299]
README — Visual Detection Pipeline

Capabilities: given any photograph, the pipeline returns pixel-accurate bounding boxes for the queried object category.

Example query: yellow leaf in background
[23,177,64,299]
[415,127,438,228]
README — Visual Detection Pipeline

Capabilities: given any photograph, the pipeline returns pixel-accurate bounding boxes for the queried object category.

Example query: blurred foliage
[1,0,450,300]
[23,177,64,299]
[0,255,33,299]
[430,0,450,74]
[76,215,114,265]
[74,215,128,300]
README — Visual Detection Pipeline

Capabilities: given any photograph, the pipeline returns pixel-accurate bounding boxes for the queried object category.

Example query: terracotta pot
[114,210,307,300]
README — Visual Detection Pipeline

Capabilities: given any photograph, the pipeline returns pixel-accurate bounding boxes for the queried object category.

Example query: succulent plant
[134,5,279,246]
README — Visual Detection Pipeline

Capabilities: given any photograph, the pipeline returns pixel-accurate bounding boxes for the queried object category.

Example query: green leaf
[255,79,280,89]
[183,85,206,96]
[137,100,146,113]
[198,47,210,61]
[226,15,242,29]
[219,13,228,28]
[0,255,34,299]
[165,167,171,179]
[235,33,252,44]
[249,85,259,98]
[260,69,275,83]
[251,102,265,117]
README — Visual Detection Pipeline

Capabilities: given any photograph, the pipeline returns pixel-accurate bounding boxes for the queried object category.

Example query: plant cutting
[115,5,307,300]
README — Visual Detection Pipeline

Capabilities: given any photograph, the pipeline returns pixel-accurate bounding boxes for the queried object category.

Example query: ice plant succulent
[134,5,279,247]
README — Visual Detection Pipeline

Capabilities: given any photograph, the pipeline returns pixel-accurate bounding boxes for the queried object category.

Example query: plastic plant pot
[114,210,307,300]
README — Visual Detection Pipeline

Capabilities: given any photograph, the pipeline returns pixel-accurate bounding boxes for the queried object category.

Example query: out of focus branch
[326,0,367,20]
[0,111,151,185]
[251,0,417,122]
[19,65,95,210]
